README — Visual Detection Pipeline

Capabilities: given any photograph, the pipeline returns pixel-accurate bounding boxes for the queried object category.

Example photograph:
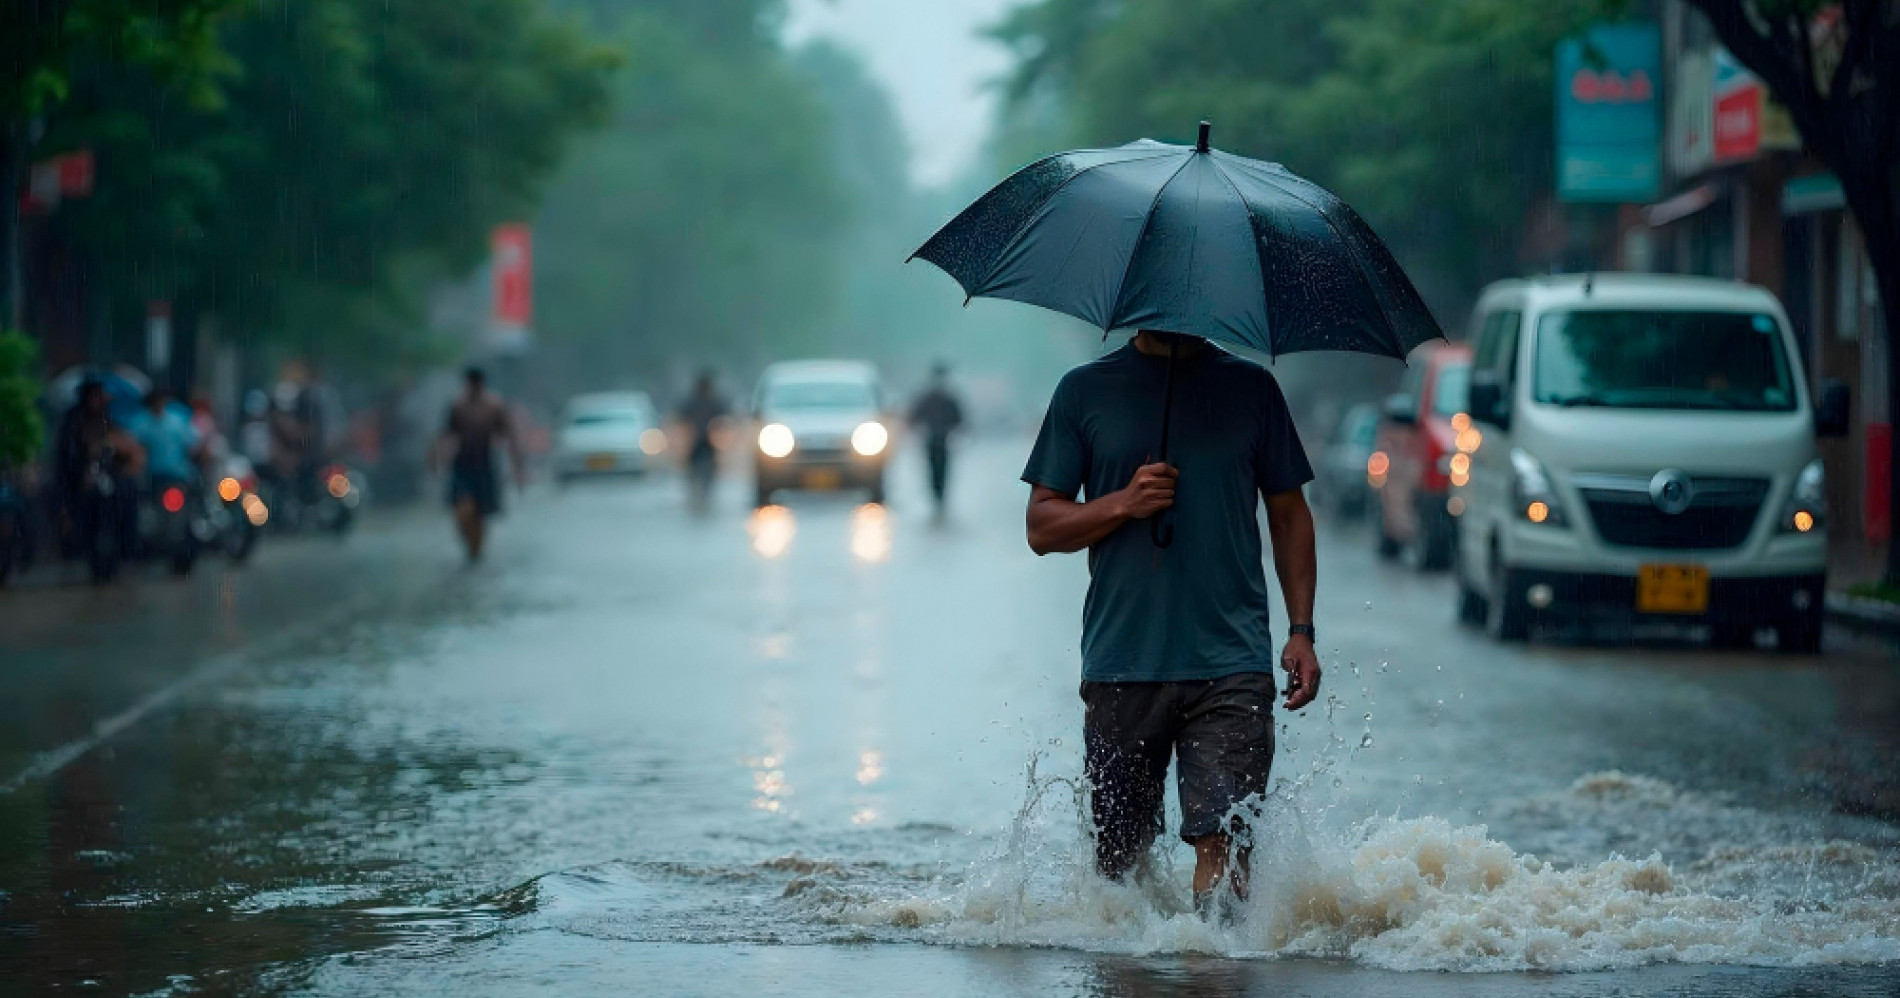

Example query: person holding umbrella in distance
[912,122,1441,917]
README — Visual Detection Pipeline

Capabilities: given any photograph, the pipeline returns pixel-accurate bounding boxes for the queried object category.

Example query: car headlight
[1511,449,1567,526]
[851,421,888,457]
[758,423,795,458]
[1780,458,1824,533]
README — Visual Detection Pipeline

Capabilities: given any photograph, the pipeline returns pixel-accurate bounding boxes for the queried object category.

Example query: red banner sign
[491,224,532,327]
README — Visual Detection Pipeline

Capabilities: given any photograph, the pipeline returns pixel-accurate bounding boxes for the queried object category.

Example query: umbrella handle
[1151,340,1177,550]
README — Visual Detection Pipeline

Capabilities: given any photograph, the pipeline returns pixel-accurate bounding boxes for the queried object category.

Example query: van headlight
[851,421,888,457]
[758,423,795,458]
[1511,449,1567,527]
[1779,458,1824,533]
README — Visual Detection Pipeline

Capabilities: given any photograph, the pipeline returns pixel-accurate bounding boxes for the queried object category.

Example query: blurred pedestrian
[435,367,525,561]
[123,389,203,490]
[1022,329,1321,918]
[676,369,729,514]
[908,362,965,514]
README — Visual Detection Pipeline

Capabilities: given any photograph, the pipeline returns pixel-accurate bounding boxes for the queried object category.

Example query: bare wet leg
[454,497,485,561]
[1191,833,1250,920]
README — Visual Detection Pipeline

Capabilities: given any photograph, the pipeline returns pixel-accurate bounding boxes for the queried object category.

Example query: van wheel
[1486,559,1530,642]
[1777,609,1824,654]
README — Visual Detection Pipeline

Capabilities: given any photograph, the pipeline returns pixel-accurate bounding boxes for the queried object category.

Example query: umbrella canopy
[46,364,151,422]
[911,123,1443,360]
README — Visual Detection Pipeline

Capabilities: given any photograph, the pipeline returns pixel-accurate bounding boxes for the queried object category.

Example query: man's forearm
[1266,494,1317,626]
[1027,491,1128,555]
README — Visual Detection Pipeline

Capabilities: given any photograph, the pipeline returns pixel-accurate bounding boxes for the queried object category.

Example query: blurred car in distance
[1371,342,1472,570]
[752,361,890,507]
[555,391,665,484]
[1312,403,1380,520]
[1453,274,1849,652]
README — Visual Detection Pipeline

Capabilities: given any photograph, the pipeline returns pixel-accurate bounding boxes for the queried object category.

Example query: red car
[1371,342,1472,570]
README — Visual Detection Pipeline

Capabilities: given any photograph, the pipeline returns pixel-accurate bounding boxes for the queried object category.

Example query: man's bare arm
[1025,462,1175,555]
[1264,487,1320,710]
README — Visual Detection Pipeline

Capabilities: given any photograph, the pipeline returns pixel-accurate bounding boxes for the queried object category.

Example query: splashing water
[807,762,1900,972]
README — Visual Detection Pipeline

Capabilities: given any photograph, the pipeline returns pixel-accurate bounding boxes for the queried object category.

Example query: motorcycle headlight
[1511,449,1567,527]
[1780,458,1824,533]
[851,421,888,457]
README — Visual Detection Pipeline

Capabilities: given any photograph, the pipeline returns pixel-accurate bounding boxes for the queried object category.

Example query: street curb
[1825,592,1900,635]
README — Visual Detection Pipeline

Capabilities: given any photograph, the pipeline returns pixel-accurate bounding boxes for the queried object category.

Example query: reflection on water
[748,505,796,559]
[850,503,891,563]
[856,749,884,786]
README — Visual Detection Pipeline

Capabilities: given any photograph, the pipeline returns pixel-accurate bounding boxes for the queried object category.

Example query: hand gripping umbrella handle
[1151,342,1177,549]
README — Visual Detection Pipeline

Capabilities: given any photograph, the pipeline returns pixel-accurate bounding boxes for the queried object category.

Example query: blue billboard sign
[1557,23,1661,203]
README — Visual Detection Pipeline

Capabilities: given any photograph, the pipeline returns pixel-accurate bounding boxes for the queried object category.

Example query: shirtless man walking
[437,367,526,561]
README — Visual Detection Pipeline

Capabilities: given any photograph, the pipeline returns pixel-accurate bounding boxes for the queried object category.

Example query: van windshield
[765,380,876,412]
[1533,310,1795,412]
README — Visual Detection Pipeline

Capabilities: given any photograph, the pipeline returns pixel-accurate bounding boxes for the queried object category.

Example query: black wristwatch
[1288,623,1316,642]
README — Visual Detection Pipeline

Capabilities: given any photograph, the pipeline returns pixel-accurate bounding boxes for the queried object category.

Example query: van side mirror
[1815,378,1850,438]
[1468,374,1510,431]
[1381,393,1417,427]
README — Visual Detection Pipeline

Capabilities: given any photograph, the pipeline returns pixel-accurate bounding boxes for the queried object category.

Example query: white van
[1453,274,1850,652]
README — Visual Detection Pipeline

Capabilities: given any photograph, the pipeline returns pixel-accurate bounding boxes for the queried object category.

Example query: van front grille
[1577,476,1768,550]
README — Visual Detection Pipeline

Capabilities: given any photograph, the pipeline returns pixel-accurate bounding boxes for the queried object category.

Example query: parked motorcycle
[75,446,134,582]
[139,476,210,575]
[261,463,361,537]
[0,473,30,586]
[208,455,268,562]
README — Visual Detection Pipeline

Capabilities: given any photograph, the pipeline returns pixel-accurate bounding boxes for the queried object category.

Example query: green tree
[1682,0,1900,583]
[0,331,43,468]
[42,0,614,371]
[2,0,236,328]
[532,2,845,389]
[994,0,1605,309]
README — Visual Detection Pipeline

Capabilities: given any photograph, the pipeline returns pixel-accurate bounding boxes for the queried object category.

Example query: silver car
[554,392,665,483]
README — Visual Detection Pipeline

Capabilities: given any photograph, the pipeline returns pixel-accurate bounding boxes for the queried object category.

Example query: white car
[554,392,665,483]
[751,361,890,507]
[1453,274,1849,652]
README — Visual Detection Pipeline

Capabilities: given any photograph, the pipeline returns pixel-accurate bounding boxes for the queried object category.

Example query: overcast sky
[784,0,1022,189]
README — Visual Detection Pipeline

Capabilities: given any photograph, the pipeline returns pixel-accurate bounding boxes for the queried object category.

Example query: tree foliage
[1683,0,1900,580]
[993,0,1606,308]
[531,1,846,388]
[38,0,615,365]
[0,331,44,467]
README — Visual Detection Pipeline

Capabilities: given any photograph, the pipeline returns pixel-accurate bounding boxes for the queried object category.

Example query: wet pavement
[2,439,1899,996]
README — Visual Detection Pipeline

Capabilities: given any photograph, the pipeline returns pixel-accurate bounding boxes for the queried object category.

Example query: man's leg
[1082,682,1174,880]
[454,496,483,560]
[1175,672,1276,912]
[928,441,950,506]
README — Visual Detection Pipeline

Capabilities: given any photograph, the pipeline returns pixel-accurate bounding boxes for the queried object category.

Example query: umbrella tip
[1196,120,1211,153]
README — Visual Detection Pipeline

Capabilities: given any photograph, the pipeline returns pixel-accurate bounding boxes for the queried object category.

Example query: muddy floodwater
[3,443,1899,996]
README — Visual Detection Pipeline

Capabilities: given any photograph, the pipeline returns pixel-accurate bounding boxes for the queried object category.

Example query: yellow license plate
[1637,564,1709,614]
[585,454,616,471]
[801,469,842,490]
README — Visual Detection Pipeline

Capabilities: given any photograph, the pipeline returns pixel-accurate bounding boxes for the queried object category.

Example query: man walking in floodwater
[1022,329,1321,915]
[437,367,525,562]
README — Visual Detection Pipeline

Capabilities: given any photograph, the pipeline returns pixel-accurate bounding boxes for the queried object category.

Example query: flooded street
[4,440,1900,996]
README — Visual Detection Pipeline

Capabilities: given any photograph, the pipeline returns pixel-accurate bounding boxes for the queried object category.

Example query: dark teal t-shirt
[1022,343,1312,682]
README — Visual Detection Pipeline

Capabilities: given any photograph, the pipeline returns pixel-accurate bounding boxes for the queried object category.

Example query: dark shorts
[447,461,501,516]
[1081,671,1275,878]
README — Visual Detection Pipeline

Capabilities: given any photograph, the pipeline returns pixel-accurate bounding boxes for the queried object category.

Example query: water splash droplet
[1359,732,1375,748]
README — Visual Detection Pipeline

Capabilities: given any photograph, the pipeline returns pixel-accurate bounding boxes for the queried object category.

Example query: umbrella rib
[962,150,1182,298]
[1205,159,1275,358]
[1105,153,1198,332]
[1227,160,1407,357]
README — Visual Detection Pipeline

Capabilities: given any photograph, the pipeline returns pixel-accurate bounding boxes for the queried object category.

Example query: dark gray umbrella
[910,122,1443,546]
